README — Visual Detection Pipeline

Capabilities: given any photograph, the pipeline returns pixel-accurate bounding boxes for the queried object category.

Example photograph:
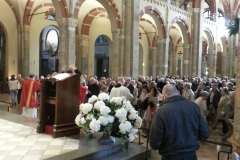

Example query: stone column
[192,8,203,76]
[183,44,189,76]
[17,25,23,75]
[123,0,139,78]
[172,51,177,75]
[233,20,240,132]
[111,29,121,78]
[221,54,228,77]
[148,47,157,77]
[79,35,89,75]
[157,39,165,76]
[228,36,234,78]
[57,18,78,71]
[168,43,173,74]
[188,44,193,77]
[75,34,81,72]
[21,25,30,78]
[208,50,217,78]
[163,38,169,76]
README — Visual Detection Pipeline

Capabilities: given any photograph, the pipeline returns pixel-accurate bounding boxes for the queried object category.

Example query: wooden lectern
[37,74,80,138]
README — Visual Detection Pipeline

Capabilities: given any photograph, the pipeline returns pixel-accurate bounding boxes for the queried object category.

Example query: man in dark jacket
[86,77,100,101]
[150,84,209,160]
[207,82,221,130]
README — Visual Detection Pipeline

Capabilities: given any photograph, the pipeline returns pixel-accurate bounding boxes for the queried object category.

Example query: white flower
[107,115,115,123]
[115,108,127,122]
[88,95,98,103]
[110,97,122,105]
[98,116,108,126]
[100,106,111,117]
[133,116,142,129]
[128,109,138,120]
[94,101,105,111]
[80,117,86,124]
[98,93,110,101]
[128,128,139,142]
[123,101,134,112]
[86,114,94,120]
[89,119,101,132]
[75,114,82,127]
[81,103,93,115]
[119,121,132,134]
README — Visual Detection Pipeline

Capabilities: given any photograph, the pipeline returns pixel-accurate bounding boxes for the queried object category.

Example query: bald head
[162,84,179,99]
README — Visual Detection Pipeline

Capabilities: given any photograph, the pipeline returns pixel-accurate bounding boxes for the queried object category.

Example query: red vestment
[20,78,41,108]
[79,84,88,105]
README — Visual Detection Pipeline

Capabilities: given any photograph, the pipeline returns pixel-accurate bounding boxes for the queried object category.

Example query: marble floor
[0,93,234,160]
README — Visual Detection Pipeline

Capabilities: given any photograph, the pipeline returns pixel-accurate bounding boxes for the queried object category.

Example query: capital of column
[57,17,78,27]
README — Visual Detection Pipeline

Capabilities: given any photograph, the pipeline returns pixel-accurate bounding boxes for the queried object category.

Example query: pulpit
[37,74,80,138]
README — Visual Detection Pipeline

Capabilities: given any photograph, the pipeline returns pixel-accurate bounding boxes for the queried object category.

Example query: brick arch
[203,28,216,50]
[175,37,183,52]
[140,18,158,36]
[233,0,239,13]
[221,36,229,53]
[81,8,107,35]
[74,0,121,29]
[23,0,68,25]
[139,25,151,47]
[139,6,166,39]
[5,0,20,24]
[220,0,231,20]
[29,3,54,24]
[169,16,191,44]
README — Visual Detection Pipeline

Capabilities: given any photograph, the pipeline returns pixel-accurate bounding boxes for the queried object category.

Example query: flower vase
[98,132,115,145]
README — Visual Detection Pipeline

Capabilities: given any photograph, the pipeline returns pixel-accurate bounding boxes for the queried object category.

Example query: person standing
[109,77,133,101]
[8,75,19,107]
[207,82,221,130]
[18,74,41,118]
[150,84,209,160]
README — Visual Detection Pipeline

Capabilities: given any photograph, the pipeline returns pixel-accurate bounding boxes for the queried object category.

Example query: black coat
[127,84,134,95]
[86,83,100,98]
[207,89,221,109]
[150,95,209,157]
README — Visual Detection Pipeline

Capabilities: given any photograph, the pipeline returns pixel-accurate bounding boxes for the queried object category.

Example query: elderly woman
[217,87,230,136]
[182,83,194,102]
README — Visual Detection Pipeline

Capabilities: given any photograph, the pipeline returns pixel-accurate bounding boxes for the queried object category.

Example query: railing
[203,19,217,27]
[143,0,192,17]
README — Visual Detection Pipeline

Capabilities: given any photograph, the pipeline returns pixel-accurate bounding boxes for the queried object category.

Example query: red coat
[79,84,88,105]
[20,78,41,108]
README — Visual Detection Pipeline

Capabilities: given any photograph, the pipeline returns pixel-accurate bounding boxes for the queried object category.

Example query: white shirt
[110,85,133,101]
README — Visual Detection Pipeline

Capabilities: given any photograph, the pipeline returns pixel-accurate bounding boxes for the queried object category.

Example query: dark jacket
[207,88,221,109]
[86,83,100,98]
[150,95,209,157]
[127,83,134,95]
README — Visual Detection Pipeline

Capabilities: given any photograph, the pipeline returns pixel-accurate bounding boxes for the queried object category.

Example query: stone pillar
[228,36,234,78]
[192,8,203,76]
[157,39,165,76]
[148,47,157,77]
[57,18,78,71]
[172,51,177,75]
[123,0,139,78]
[188,44,193,77]
[21,25,30,78]
[233,20,240,132]
[79,35,89,75]
[75,34,81,72]
[168,43,173,74]
[111,29,120,78]
[221,54,228,77]
[208,50,217,78]
[17,25,23,75]
[183,44,189,76]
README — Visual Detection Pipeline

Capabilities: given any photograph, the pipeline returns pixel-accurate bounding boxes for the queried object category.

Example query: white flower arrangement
[75,93,142,142]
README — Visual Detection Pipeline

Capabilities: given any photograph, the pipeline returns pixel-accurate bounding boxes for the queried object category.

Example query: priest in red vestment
[18,74,41,118]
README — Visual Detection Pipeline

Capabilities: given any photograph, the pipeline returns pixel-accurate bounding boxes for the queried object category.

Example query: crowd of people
[7,69,240,159]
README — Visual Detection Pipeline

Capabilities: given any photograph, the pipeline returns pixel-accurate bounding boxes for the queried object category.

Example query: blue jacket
[150,95,209,157]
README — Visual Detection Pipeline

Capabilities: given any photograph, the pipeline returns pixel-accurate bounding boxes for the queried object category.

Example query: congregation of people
[7,69,239,159]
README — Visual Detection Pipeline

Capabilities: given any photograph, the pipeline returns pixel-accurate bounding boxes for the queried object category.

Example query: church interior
[0,0,240,159]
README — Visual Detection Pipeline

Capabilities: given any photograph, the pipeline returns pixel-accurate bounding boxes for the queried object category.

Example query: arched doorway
[0,24,6,83]
[94,35,109,78]
[39,26,59,77]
